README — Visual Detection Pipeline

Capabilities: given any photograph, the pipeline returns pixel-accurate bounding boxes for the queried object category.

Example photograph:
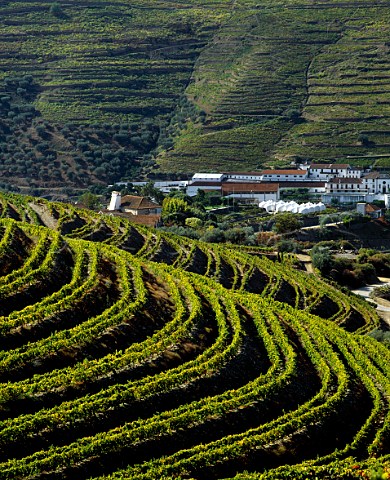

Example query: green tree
[140,181,164,204]
[285,108,304,124]
[193,188,206,205]
[358,133,371,146]
[49,2,66,18]
[78,191,100,210]
[311,245,333,275]
[201,228,225,243]
[273,213,302,234]
[162,197,191,224]
[185,217,202,229]
[277,239,300,253]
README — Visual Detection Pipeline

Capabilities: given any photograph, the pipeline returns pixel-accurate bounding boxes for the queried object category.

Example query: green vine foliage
[0,192,387,479]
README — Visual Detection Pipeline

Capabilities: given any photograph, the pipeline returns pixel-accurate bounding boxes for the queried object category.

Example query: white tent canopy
[259,200,326,214]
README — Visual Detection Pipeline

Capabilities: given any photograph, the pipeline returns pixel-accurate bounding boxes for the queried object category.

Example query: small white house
[357,203,383,219]
[107,192,162,215]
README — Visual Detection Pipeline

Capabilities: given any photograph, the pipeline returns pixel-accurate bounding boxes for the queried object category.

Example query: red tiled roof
[329,177,362,184]
[99,208,161,227]
[224,171,263,176]
[221,182,279,193]
[125,214,161,227]
[121,195,161,209]
[278,181,326,188]
[190,182,222,187]
[366,204,381,212]
[363,172,381,179]
[103,211,161,227]
[310,163,350,169]
[261,169,306,175]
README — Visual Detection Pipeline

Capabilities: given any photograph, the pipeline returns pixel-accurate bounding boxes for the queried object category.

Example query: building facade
[221,182,280,203]
[261,169,309,182]
[308,163,361,180]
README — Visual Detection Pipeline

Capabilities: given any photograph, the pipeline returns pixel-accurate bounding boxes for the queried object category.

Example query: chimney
[108,191,121,211]
[356,202,366,216]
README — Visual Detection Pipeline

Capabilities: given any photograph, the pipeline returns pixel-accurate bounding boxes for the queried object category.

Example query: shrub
[368,253,390,276]
[285,108,304,124]
[357,248,377,264]
[201,228,225,243]
[311,245,333,275]
[113,133,129,145]
[36,142,49,153]
[185,217,202,229]
[371,283,390,300]
[225,227,255,245]
[273,213,302,234]
[368,329,390,348]
[50,2,66,18]
[354,262,378,284]
[160,226,200,240]
[36,125,48,138]
[277,239,301,253]
[358,133,370,146]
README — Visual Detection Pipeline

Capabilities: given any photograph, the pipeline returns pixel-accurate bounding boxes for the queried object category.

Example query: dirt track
[351,277,390,327]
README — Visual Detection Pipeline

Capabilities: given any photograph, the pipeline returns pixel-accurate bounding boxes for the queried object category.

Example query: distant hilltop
[0,1,389,194]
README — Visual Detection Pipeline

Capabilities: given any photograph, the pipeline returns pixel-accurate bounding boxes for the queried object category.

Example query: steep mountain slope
[160,0,390,172]
[0,0,229,190]
[0,0,389,192]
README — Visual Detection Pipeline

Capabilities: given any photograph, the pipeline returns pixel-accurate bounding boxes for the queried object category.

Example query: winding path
[351,277,390,326]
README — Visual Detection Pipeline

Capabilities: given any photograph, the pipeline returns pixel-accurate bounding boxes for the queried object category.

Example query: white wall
[322,193,380,204]
[262,173,308,181]
[187,185,222,197]
[226,192,279,202]
[108,191,121,211]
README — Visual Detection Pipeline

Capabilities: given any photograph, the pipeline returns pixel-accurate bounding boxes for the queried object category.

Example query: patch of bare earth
[28,202,58,230]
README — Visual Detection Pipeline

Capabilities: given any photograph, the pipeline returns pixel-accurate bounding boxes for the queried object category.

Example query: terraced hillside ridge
[144,0,390,174]
[0,1,390,192]
[0,192,388,479]
[0,0,228,189]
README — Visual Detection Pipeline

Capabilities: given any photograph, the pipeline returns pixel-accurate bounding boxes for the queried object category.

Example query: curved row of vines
[0,192,388,479]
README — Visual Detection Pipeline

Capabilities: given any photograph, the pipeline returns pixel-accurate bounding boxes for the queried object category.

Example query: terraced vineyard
[0,0,390,190]
[144,0,390,173]
[0,0,228,188]
[0,191,388,479]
